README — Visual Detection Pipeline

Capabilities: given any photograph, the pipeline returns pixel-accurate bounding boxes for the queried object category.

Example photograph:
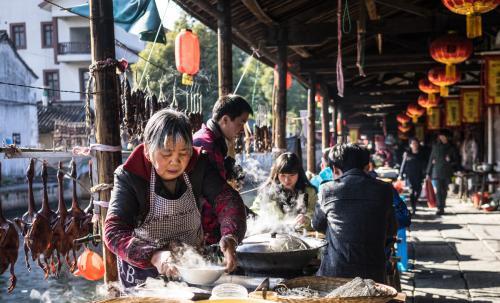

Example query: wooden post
[217,0,232,97]
[307,75,316,173]
[276,33,287,150]
[331,100,337,146]
[89,0,121,283]
[321,87,330,150]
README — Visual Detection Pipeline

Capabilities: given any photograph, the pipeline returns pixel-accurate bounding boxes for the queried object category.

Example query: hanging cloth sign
[485,55,500,105]
[348,128,359,143]
[461,88,482,123]
[414,124,425,142]
[427,107,441,130]
[445,98,461,127]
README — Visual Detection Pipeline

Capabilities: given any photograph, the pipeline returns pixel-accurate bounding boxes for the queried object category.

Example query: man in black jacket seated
[312,143,397,283]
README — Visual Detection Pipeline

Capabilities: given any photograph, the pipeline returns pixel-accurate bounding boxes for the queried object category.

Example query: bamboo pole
[89,0,121,283]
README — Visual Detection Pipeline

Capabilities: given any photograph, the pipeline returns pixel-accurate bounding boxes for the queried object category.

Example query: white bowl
[176,265,225,285]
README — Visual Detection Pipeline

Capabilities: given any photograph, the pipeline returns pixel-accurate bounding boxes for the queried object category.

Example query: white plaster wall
[0,42,39,177]
[0,0,144,102]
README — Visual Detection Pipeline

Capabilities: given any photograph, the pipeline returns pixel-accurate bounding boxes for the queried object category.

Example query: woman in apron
[104,109,247,287]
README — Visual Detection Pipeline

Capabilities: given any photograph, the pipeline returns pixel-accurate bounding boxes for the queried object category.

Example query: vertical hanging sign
[445,98,461,127]
[427,107,441,130]
[485,55,500,105]
[461,88,482,123]
[414,124,425,142]
[349,128,359,144]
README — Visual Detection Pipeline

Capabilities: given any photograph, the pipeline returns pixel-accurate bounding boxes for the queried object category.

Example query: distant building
[37,101,88,149]
[0,0,144,103]
[0,31,38,177]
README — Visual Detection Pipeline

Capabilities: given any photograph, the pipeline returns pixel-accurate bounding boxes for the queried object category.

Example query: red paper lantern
[441,0,499,38]
[430,33,473,78]
[396,113,410,124]
[418,94,441,109]
[406,104,425,123]
[273,65,293,89]
[428,66,461,97]
[398,124,411,133]
[418,79,440,103]
[315,83,323,103]
[175,29,200,75]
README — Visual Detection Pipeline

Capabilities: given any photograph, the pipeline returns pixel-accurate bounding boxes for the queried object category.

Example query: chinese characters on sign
[427,107,441,130]
[445,98,461,127]
[485,55,500,105]
[461,88,482,123]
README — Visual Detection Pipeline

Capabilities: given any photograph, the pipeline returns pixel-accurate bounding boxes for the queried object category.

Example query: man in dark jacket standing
[426,131,459,215]
[312,144,397,283]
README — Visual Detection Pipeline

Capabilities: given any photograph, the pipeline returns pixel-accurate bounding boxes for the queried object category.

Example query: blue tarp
[69,0,165,43]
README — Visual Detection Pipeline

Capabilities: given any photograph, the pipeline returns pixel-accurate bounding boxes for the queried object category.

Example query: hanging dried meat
[51,162,75,275]
[0,162,19,293]
[25,160,57,279]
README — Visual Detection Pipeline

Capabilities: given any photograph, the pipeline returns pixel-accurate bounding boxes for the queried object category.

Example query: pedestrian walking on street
[426,130,459,216]
[400,138,426,214]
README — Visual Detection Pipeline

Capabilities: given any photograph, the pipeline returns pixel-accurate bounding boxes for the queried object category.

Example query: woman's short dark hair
[212,94,253,121]
[143,109,193,160]
[267,152,315,192]
[328,143,370,172]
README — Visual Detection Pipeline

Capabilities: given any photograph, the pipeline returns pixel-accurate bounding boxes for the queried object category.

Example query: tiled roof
[37,101,88,134]
[0,31,38,79]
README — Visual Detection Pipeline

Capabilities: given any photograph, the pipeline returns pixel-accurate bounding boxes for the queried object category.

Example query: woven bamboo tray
[274,276,398,303]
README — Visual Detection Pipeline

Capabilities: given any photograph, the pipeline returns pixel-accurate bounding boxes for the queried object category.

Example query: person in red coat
[104,109,247,288]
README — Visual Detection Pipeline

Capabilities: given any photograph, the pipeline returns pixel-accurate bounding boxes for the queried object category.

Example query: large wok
[236,233,326,273]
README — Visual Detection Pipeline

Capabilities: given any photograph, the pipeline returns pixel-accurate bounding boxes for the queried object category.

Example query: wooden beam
[321,86,330,150]
[364,0,379,20]
[276,41,287,150]
[217,0,232,96]
[89,0,121,284]
[240,0,277,26]
[240,0,312,58]
[374,0,432,17]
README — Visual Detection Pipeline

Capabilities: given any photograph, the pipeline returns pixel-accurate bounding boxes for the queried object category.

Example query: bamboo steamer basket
[274,276,398,303]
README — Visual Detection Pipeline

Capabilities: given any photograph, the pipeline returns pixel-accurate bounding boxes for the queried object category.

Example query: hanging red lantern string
[396,113,411,124]
[441,0,499,38]
[418,94,441,109]
[418,79,441,103]
[175,29,200,85]
[406,104,425,123]
[428,66,461,97]
[315,83,323,103]
[430,33,473,78]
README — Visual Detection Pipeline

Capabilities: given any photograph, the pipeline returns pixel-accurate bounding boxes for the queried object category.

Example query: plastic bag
[425,179,437,208]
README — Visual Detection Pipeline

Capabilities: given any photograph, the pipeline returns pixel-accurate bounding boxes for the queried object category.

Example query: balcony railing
[58,42,90,55]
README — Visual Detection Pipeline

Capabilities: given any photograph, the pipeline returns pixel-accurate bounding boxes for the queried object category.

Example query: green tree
[132,14,308,124]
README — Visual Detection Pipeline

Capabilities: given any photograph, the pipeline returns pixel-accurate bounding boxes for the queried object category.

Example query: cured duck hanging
[0,162,19,293]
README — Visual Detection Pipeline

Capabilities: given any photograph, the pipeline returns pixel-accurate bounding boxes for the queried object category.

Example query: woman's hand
[295,214,310,227]
[219,235,238,273]
[151,250,178,277]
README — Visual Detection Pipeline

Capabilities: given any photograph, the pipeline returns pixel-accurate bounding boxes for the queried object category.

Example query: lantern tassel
[466,14,482,39]
[440,86,449,97]
[428,93,435,103]
[445,64,456,79]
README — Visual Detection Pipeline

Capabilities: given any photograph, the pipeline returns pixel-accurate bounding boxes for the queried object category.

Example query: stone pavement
[401,197,500,302]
